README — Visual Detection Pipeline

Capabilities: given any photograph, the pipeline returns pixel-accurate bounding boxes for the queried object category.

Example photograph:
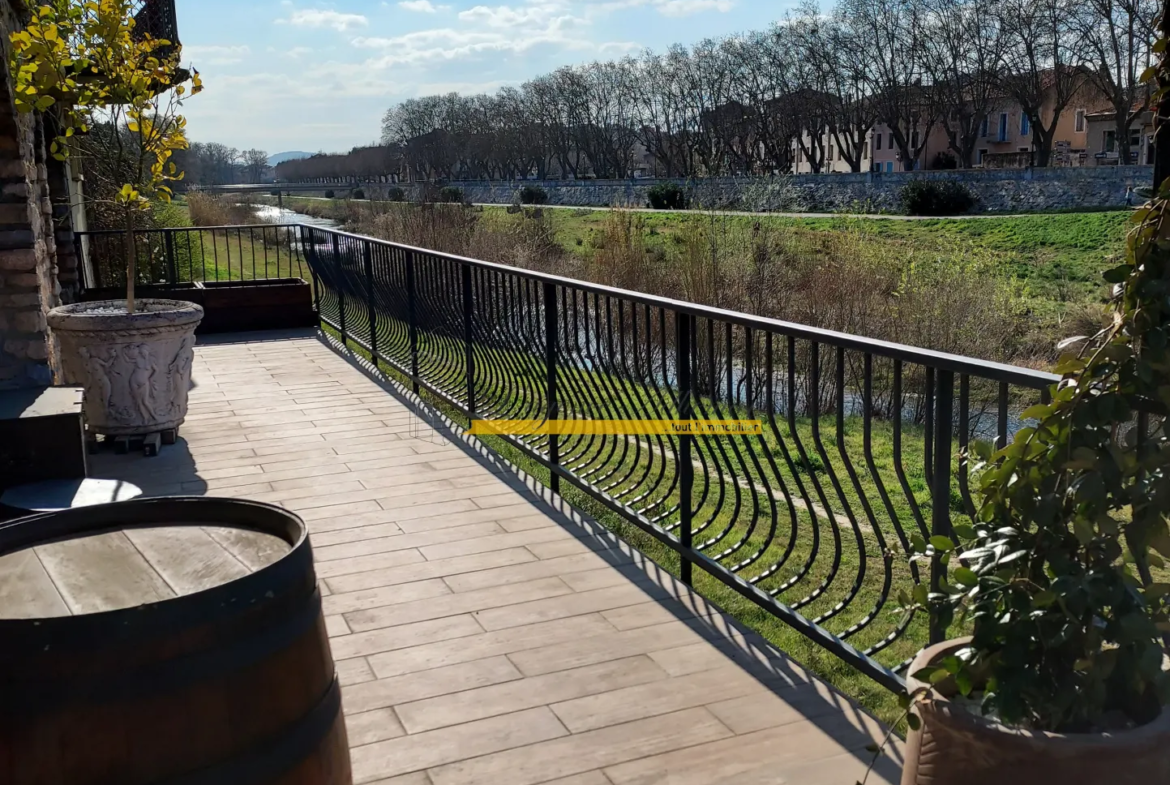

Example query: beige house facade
[790,81,1122,174]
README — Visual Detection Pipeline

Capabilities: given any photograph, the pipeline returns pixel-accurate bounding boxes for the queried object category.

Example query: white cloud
[282,46,314,59]
[351,4,592,67]
[654,0,733,17]
[398,0,443,12]
[599,40,642,54]
[416,79,517,95]
[278,9,369,32]
[183,44,251,65]
[586,0,734,16]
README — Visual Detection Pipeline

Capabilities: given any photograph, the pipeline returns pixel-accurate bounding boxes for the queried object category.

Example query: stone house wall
[0,0,76,390]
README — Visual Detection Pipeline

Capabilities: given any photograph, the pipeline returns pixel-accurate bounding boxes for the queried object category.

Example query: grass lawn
[278,196,1130,319]
[482,206,1131,308]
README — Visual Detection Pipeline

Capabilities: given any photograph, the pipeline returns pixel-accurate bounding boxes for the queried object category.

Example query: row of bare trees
[272,146,401,184]
[177,143,271,186]
[372,0,1154,179]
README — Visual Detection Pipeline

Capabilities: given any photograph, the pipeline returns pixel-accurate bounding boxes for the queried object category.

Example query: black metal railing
[77,225,310,291]
[303,224,1059,692]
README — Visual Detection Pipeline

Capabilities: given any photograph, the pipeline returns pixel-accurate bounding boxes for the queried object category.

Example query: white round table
[1,479,144,514]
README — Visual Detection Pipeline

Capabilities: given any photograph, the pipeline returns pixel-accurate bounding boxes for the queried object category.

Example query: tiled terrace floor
[93,329,902,785]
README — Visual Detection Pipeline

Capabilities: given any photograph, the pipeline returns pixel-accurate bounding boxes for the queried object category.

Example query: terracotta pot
[48,299,204,436]
[901,638,1170,785]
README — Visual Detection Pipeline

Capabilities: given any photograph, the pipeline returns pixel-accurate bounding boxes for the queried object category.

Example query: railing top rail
[77,224,300,234]
[303,223,1061,390]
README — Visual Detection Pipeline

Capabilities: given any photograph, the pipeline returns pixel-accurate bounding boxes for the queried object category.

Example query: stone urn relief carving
[48,299,204,436]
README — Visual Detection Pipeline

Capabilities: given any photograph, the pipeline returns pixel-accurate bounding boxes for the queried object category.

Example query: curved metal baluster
[692,318,732,542]
[750,331,805,588]
[860,353,920,657]
[702,322,768,570]
[956,375,978,519]
[891,361,930,540]
[782,338,841,612]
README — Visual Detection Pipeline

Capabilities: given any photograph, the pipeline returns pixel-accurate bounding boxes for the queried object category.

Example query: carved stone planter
[47,299,204,437]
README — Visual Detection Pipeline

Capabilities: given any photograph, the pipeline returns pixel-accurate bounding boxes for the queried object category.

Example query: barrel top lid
[0,525,292,619]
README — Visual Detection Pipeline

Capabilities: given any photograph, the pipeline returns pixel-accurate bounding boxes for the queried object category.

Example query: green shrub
[386,186,406,202]
[438,186,464,204]
[324,189,336,199]
[352,188,365,200]
[899,179,976,216]
[647,182,688,210]
[519,185,548,205]
[269,189,281,197]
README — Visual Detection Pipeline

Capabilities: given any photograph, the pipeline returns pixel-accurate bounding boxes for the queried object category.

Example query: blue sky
[177,0,796,154]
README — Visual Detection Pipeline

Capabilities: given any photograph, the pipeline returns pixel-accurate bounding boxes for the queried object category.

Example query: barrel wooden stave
[0,498,352,785]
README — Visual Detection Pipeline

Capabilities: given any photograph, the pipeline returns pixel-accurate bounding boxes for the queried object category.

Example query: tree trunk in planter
[902,639,1170,785]
[48,299,203,436]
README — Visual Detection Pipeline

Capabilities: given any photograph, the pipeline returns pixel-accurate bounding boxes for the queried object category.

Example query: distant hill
[268,151,312,167]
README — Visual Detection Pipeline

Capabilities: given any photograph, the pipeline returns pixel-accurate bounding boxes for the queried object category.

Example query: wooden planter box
[80,279,317,335]
[198,279,317,334]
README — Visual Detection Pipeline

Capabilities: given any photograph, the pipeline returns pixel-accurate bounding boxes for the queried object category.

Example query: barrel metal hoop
[164,676,343,785]
[2,589,324,713]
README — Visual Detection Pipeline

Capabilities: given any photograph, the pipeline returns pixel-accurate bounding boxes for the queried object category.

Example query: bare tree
[241,149,269,184]
[999,0,1087,166]
[921,0,1007,168]
[839,0,938,170]
[1073,0,1157,163]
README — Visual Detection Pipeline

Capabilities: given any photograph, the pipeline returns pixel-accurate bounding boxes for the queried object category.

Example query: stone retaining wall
[336,166,1153,214]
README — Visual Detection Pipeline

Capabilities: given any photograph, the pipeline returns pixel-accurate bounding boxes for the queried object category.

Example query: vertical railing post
[544,281,560,495]
[929,368,955,644]
[332,232,346,347]
[363,239,378,364]
[463,264,475,418]
[305,227,321,318]
[406,250,419,394]
[676,311,694,587]
[163,230,177,283]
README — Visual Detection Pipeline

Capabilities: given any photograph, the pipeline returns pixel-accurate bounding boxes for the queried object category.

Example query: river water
[252,204,340,230]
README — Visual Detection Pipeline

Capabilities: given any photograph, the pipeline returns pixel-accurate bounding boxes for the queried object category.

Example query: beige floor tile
[442,552,627,593]
[350,707,567,784]
[344,576,573,633]
[427,708,733,785]
[314,522,504,563]
[323,548,535,595]
[367,614,616,679]
[472,582,662,632]
[330,614,484,660]
[323,578,452,616]
[601,714,888,785]
[342,655,522,715]
[396,655,668,733]
[550,666,780,733]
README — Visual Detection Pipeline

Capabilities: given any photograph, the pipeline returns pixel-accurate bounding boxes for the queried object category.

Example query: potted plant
[878,98,1170,785]
[10,0,205,436]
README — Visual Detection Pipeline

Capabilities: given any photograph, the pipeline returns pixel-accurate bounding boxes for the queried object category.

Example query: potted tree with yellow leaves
[11,0,205,438]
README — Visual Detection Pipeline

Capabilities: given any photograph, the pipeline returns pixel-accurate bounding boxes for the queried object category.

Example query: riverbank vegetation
[272,196,1127,369]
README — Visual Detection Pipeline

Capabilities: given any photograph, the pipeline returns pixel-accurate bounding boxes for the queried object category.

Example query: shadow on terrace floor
[87,326,902,783]
[316,329,906,783]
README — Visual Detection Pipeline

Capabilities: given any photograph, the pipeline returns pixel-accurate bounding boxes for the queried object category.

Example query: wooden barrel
[0,497,352,785]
